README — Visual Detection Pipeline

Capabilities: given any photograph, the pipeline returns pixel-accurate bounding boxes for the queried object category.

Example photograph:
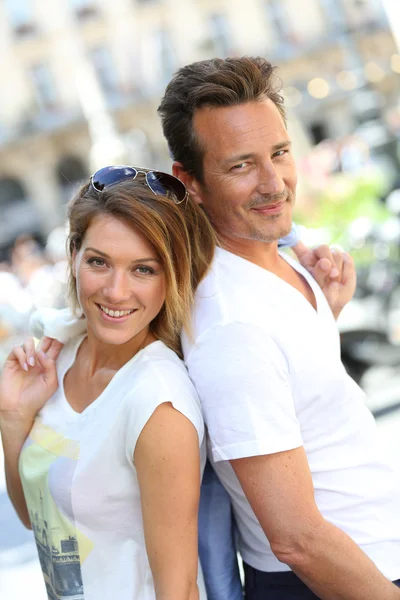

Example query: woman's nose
[103,272,131,301]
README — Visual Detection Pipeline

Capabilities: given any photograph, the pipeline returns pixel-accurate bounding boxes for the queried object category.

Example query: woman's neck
[80,327,157,377]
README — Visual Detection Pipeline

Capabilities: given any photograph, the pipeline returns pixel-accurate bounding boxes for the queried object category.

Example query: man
[158,56,400,599]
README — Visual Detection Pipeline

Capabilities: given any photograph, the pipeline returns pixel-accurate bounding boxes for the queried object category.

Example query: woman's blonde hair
[67,178,216,357]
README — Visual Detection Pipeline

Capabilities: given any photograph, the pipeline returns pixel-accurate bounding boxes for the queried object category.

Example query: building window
[340,0,381,28]
[154,29,176,83]
[264,0,292,44]
[70,0,98,20]
[209,14,231,57]
[4,0,36,37]
[30,63,58,110]
[57,156,87,203]
[89,46,118,94]
[319,0,346,32]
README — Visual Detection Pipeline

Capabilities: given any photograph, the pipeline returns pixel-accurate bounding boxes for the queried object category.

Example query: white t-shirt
[182,246,400,580]
[19,336,207,600]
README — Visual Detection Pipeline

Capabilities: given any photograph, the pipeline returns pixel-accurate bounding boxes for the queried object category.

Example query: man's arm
[231,447,400,600]
[292,242,356,319]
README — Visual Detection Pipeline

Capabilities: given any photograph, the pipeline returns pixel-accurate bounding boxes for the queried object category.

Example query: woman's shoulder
[123,341,205,456]
[132,341,200,403]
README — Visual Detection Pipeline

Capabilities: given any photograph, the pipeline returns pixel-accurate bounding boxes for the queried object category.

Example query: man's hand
[293,242,356,319]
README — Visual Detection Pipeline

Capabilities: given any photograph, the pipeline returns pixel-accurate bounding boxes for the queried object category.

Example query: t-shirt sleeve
[124,360,205,464]
[186,322,303,462]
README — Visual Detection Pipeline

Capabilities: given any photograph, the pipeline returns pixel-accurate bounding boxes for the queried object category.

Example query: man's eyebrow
[272,140,292,152]
[84,247,161,263]
[223,141,292,165]
[222,152,256,166]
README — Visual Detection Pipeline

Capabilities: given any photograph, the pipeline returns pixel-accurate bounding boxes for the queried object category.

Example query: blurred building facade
[1,0,399,256]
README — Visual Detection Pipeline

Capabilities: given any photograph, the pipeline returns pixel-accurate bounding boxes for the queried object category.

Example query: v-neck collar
[57,336,163,419]
[215,246,323,317]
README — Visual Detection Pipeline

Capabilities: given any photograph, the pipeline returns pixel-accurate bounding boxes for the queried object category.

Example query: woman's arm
[0,337,63,528]
[135,402,201,600]
[1,419,32,528]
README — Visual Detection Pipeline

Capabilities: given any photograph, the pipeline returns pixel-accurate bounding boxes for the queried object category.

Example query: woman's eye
[135,266,154,275]
[87,257,106,267]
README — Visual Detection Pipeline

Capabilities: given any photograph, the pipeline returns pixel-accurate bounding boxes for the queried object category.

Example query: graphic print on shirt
[19,419,94,600]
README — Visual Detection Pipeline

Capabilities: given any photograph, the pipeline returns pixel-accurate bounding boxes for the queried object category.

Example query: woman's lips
[96,304,136,323]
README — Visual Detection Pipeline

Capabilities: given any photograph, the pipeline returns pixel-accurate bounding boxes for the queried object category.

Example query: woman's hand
[0,336,63,429]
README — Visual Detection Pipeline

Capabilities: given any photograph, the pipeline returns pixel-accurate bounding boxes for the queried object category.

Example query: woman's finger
[22,338,36,368]
[11,346,29,372]
[36,336,53,354]
[47,340,64,361]
[36,349,55,373]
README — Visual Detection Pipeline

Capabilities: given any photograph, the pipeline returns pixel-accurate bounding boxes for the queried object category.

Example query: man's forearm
[279,519,400,600]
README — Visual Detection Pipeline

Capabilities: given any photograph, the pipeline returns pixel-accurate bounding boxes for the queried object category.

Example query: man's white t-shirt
[19,336,207,600]
[182,246,400,580]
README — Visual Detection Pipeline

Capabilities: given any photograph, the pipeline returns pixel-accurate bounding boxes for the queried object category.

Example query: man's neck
[218,236,281,272]
[218,235,317,311]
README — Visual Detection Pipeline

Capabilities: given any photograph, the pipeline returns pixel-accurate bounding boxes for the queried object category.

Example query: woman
[0,166,216,600]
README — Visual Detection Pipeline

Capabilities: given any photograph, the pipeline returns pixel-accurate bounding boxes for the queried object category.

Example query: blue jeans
[244,563,400,599]
[198,460,243,600]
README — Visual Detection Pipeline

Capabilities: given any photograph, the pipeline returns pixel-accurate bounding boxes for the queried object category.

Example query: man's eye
[273,149,288,158]
[231,163,248,170]
[87,257,106,267]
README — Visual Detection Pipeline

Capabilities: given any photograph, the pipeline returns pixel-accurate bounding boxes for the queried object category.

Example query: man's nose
[257,162,285,196]
[103,271,131,302]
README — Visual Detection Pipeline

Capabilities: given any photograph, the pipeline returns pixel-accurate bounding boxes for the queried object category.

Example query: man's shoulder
[193,247,257,329]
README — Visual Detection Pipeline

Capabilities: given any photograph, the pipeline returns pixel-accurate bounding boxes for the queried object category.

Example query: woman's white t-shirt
[19,336,207,600]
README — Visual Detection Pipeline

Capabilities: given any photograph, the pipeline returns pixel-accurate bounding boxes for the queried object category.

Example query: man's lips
[250,201,286,214]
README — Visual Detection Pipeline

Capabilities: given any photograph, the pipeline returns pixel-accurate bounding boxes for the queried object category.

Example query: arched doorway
[56,156,88,203]
[0,177,41,258]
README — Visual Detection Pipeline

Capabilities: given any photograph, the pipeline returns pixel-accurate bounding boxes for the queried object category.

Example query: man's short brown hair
[158,56,286,183]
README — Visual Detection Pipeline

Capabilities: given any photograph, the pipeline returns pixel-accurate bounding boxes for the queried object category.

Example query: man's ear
[172,161,204,205]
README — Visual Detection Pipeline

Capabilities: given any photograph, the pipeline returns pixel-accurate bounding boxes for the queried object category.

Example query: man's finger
[310,244,332,261]
[331,250,344,281]
[341,252,356,285]
[292,241,309,261]
[312,259,331,290]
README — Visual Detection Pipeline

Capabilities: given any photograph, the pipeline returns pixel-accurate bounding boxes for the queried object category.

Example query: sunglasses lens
[91,166,137,192]
[146,171,186,202]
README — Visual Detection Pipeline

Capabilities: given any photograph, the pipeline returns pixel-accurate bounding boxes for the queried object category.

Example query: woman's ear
[71,248,77,278]
[172,162,205,206]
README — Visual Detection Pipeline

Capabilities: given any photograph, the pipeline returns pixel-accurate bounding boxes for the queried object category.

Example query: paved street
[1,366,400,599]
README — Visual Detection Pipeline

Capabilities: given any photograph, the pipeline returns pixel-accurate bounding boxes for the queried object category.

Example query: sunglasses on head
[90,165,188,204]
